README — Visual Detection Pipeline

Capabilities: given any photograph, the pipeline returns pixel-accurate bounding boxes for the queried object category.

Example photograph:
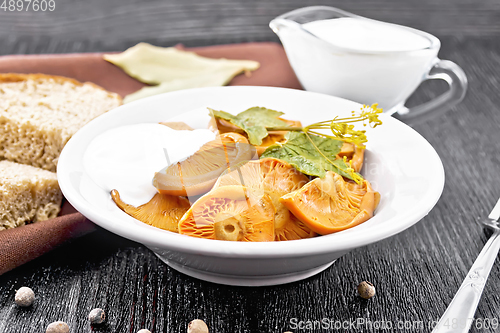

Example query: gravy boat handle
[394,59,468,125]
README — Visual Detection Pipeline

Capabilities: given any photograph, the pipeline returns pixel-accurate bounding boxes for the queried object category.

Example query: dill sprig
[267,104,383,148]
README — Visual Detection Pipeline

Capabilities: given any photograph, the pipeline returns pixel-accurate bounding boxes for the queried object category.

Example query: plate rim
[58,85,445,258]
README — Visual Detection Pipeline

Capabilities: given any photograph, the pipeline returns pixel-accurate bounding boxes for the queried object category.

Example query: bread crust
[0,73,122,102]
[0,72,123,172]
[0,73,122,228]
[0,160,62,230]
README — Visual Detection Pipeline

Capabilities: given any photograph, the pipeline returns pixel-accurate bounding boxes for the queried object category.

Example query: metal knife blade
[488,198,500,221]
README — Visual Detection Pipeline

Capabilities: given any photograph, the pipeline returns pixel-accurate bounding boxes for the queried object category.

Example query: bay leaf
[104,42,259,86]
[124,68,251,103]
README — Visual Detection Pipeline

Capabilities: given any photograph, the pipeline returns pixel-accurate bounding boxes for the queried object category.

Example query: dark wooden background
[1,0,500,332]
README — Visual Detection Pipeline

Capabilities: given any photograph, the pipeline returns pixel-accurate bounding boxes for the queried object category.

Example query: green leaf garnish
[211,104,383,184]
[261,131,362,182]
[208,107,290,145]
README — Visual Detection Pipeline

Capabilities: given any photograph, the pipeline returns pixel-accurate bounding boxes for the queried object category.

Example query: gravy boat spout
[269,17,301,35]
[269,6,356,44]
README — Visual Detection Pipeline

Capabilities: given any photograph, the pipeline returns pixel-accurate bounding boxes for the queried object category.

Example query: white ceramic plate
[57,86,445,286]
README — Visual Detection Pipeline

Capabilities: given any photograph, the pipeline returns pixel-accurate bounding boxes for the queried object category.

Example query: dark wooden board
[1,1,500,333]
[1,0,500,54]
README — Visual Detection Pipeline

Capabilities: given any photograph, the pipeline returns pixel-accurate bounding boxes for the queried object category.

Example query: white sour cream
[83,123,215,206]
[303,17,431,52]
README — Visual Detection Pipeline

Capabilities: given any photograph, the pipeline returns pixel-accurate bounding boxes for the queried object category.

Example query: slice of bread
[0,73,122,172]
[0,160,62,230]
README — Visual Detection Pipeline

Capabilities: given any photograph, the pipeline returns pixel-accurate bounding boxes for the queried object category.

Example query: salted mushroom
[178,185,275,242]
[337,142,365,172]
[209,116,302,156]
[213,158,316,241]
[111,190,190,233]
[280,171,380,235]
[208,117,245,135]
[254,119,302,156]
[152,132,256,197]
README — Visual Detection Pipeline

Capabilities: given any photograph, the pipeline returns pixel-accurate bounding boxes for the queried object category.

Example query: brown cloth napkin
[0,213,96,275]
[0,42,301,275]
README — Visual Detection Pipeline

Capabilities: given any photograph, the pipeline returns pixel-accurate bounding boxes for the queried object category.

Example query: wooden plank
[0,0,499,54]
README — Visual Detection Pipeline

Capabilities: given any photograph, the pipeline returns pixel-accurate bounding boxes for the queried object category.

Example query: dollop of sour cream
[83,123,215,206]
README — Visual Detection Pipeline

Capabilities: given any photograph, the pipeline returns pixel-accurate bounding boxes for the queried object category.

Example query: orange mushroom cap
[214,158,316,241]
[178,185,275,242]
[280,171,380,235]
[111,189,190,233]
[152,132,256,197]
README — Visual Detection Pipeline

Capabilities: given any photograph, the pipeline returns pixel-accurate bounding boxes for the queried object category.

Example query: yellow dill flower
[343,156,363,184]
[359,103,383,127]
[329,122,368,148]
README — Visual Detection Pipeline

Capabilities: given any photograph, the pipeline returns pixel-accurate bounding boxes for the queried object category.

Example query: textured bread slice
[0,73,122,172]
[0,160,62,230]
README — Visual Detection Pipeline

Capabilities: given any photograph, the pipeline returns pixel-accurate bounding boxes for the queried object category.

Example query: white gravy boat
[270,6,467,124]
